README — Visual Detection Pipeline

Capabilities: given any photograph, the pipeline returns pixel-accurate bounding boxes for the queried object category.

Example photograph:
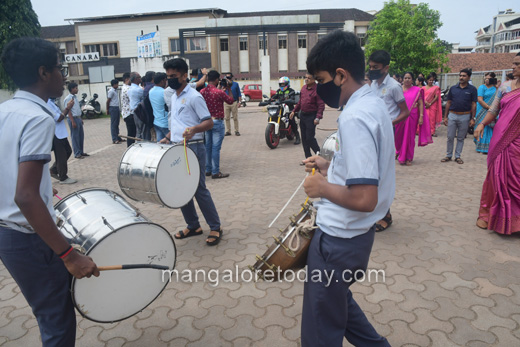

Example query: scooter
[240,94,247,107]
[81,93,101,119]
[259,94,296,149]
[79,93,88,109]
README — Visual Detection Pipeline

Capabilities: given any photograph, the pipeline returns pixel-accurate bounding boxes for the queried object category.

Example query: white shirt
[316,85,396,238]
[370,73,405,121]
[169,84,211,142]
[47,99,68,139]
[63,93,81,117]
[0,91,56,233]
[107,88,119,107]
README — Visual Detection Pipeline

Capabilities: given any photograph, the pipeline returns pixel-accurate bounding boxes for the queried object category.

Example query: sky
[32,0,518,46]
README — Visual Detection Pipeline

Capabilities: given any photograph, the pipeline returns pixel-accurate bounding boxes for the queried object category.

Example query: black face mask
[168,77,182,90]
[368,69,384,81]
[316,76,342,109]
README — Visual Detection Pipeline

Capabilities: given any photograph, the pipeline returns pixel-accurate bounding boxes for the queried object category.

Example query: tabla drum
[320,132,337,161]
[54,188,176,323]
[118,142,199,208]
[249,203,316,280]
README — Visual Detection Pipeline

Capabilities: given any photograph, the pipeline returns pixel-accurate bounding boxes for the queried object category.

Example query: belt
[171,139,204,145]
[212,117,224,120]
[450,111,471,115]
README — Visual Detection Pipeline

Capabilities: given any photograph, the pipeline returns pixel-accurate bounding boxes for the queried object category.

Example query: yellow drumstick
[301,168,315,210]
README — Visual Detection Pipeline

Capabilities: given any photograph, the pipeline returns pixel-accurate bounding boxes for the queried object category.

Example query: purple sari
[395,86,432,164]
[478,83,520,234]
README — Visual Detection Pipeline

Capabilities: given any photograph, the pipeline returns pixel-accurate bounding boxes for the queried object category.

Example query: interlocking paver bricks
[1,106,520,346]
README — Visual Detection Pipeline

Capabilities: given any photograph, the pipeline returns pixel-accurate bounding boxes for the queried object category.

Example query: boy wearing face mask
[368,50,409,232]
[301,30,394,347]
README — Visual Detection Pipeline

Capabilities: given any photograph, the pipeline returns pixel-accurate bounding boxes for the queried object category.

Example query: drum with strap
[55,188,176,323]
[320,131,337,161]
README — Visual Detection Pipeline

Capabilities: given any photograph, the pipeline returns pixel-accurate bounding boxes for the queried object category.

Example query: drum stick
[98,264,170,271]
[268,174,308,228]
[118,134,144,142]
[316,127,337,131]
[54,194,62,200]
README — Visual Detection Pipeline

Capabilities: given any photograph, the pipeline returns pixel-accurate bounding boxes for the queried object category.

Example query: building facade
[475,9,520,54]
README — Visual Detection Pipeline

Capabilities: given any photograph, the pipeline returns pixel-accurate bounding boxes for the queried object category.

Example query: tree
[365,0,450,76]
[0,0,41,90]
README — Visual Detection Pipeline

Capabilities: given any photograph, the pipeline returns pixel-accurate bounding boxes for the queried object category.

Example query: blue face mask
[316,75,342,109]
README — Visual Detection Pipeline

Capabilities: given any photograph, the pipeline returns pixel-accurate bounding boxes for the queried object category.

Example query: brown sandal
[476,219,488,229]
[441,157,451,162]
[455,158,464,164]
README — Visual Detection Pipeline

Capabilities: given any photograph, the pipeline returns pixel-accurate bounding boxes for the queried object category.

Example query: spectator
[121,72,136,146]
[149,72,169,142]
[64,82,89,159]
[223,73,242,136]
[106,79,122,144]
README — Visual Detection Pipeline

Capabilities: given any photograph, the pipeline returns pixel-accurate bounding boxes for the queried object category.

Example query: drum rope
[183,138,191,175]
[287,211,317,252]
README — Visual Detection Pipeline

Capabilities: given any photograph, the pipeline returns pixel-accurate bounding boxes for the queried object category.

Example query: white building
[475,9,520,53]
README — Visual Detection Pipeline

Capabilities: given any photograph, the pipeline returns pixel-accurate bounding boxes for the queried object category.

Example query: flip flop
[206,229,222,246]
[175,227,203,239]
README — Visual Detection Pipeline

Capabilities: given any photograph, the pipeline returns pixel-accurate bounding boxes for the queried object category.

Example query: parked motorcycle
[240,94,247,107]
[259,94,296,149]
[441,86,450,115]
[81,93,101,119]
[79,93,88,109]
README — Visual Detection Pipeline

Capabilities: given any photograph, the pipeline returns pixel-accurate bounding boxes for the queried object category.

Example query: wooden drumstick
[118,134,144,141]
[98,264,170,271]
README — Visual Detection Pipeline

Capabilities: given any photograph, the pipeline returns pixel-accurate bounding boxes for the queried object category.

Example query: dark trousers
[302,228,390,347]
[299,112,320,158]
[50,136,72,181]
[109,106,121,142]
[0,227,76,347]
[180,142,221,231]
[124,115,137,147]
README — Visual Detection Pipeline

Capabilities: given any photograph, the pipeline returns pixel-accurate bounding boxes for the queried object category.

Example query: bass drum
[118,142,199,208]
[320,132,337,161]
[55,188,176,323]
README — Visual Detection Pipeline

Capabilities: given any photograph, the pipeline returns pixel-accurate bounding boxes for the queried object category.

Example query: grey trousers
[446,112,470,159]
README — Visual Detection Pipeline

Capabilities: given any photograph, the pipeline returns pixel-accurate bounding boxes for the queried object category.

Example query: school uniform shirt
[0,91,56,233]
[47,99,68,139]
[107,88,120,107]
[370,73,405,121]
[316,84,396,238]
[63,93,81,117]
[169,84,211,142]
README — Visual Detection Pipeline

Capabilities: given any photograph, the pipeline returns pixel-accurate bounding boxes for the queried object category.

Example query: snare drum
[320,132,337,161]
[249,204,316,280]
[118,142,199,208]
[55,188,176,323]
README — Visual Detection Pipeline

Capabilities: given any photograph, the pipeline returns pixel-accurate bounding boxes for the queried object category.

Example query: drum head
[156,145,200,208]
[72,222,176,323]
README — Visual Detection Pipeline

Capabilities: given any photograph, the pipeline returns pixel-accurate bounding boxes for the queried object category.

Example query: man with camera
[201,71,235,179]
[223,73,242,136]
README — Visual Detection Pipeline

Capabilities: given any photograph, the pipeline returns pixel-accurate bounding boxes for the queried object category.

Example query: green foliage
[0,0,41,90]
[365,0,450,76]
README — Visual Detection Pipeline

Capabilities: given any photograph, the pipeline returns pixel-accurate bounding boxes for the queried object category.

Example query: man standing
[48,98,77,184]
[290,73,325,158]
[0,36,98,347]
[368,50,409,232]
[302,30,393,346]
[64,82,89,159]
[160,58,224,246]
[128,72,147,140]
[121,72,135,147]
[441,68,477,164]
[106,79,122,144]
[224,73,241,136]
[149,72,169,142]
[200,70,235,179]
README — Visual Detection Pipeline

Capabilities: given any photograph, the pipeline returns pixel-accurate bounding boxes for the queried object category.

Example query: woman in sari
[475,52,520,235]
[395,72,432,165]
[423,73,442,136]
[473,72,498,154]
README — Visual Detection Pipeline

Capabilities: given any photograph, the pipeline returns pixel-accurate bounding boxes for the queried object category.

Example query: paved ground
[1,105,520,347]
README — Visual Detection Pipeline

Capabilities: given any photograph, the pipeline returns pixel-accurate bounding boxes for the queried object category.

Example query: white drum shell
[320,132,337,161]
[54,188,176,323]
[118,142,199,208]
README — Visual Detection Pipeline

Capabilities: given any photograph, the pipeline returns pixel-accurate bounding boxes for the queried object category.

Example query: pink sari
[423,85,442,133]
[478,84,520,235]
[395,86,432,163]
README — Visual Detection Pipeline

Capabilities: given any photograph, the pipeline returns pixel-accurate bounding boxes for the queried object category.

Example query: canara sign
[65,53,100,63]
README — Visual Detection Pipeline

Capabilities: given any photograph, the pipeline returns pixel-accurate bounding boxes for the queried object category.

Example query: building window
[278,35,287,49]
[220,38,229,51]
[357,33,367,46]
[239,37,248,51]
[259,36,268,50]
[84,42,118,57]
[170,38,181,53]
[186,37,207,52]
[298,35,307,49]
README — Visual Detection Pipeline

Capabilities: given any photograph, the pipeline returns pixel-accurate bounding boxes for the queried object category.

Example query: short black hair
[368,50,391,67]
[163,58,188,74]
[506,73,514,80]
[225,73,233,78]
[191,68,198,76]
[1,37,59,88]
[307,30,365,83]
[460,68,472,78]
[417,76,425,86]
[122,72,131,81]
[110,79,119,86]
[153,72,167,84]
[144,71,155,83]
[67,82,78,92]
[485,72,496,78]
[427,72,437,80]
[207,70,220,82]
